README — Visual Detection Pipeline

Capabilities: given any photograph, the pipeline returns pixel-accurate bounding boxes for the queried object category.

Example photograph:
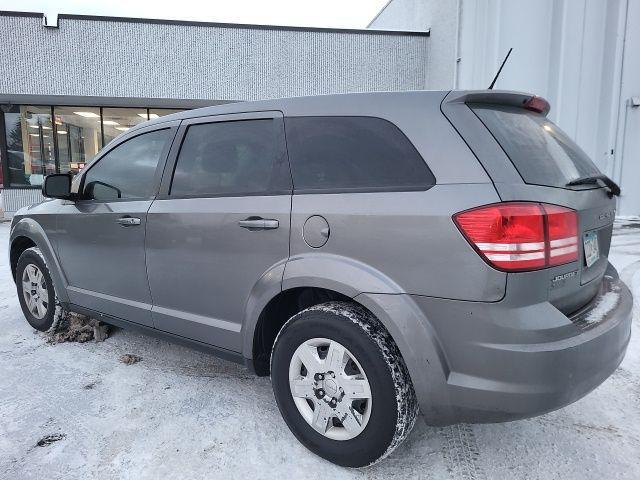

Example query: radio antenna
[488,48,513,90]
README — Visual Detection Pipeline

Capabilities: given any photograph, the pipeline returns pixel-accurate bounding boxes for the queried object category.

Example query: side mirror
[42,174,75,200]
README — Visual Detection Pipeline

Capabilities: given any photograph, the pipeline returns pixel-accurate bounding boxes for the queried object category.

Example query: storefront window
[1,105,189,187]
[3,106,56,187]
[102,108,149,145]
[54,107,102,175]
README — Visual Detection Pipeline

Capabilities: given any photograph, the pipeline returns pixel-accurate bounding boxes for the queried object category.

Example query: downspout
[454,0,463,89]
[612,0,630,185]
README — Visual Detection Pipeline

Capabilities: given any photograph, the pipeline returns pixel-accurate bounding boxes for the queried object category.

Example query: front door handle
[238,218,279,230]
[116,216,141,226]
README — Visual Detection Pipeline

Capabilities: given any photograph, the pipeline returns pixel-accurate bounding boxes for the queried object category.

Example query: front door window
[82,128,172,202]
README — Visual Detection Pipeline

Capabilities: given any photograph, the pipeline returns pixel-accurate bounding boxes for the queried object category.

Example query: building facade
[0,11,429,214]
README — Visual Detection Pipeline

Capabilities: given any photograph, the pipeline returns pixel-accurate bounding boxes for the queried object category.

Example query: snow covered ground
[1,219,639,480]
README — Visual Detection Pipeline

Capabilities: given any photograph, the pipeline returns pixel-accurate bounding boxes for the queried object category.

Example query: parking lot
[1,219,639,480]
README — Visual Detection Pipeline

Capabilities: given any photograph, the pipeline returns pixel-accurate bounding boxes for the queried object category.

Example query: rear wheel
[16,247,61,332]
[271,301,418,467]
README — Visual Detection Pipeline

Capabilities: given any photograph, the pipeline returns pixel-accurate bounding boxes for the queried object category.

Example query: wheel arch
[242,254,404,372]
[10,236,36,280]
[243,254,452,423]
[354,292,452,423]
[9,218,69,304]
[247,286,352,375]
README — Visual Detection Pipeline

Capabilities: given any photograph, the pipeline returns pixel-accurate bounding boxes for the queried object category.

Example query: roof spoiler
[442,90,551,116]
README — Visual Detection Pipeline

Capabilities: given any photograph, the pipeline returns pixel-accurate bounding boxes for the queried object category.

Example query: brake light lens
[523,96,550,114]
[453,202,578,272]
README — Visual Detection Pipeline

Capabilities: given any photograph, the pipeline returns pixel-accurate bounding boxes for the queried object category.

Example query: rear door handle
[238,218,279,230]
[116,216,141,226]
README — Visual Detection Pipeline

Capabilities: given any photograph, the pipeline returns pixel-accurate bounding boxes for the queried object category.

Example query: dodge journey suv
[10,91,632,467]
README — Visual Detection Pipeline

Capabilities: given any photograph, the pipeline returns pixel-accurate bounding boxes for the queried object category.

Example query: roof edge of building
[0,10,430,37]
[0,93,236,109]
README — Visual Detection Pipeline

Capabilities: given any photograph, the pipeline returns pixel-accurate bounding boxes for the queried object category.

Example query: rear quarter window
[469,104,601,188]
[284,116,435,192]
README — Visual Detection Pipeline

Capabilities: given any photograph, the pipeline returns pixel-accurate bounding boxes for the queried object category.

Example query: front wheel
[271,301,418,467]
[16,247,61,332]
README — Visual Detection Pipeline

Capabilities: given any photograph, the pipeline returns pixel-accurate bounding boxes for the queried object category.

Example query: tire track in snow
[610,368,640,412]
[439,423,486,480]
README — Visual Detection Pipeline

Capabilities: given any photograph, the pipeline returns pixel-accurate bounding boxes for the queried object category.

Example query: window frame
[0,109,9,189]
[76,121,180,203]
[1,105,58,189]
[157,111,292,200]
[283,115,436,195]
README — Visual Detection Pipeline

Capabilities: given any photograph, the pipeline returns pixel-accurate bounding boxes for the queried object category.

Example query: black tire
[16,247,61,332]
[271,301,418,467]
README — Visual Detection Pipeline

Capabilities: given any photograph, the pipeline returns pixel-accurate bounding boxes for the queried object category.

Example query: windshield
[469,104,601,188]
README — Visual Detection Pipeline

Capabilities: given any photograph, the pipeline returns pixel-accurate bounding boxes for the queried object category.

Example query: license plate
[583,231,600,268]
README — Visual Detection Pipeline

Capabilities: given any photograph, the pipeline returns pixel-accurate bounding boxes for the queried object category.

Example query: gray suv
[10,91,633,467]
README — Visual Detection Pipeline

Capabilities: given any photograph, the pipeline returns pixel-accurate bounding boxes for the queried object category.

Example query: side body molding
[10,217,70,304]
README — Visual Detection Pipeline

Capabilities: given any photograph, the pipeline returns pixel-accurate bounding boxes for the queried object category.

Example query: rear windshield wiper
[566,174,621,197]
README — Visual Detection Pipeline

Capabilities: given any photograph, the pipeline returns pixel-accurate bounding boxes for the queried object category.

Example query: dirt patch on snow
[119,354,142,365]
[47,312,109,344]
[36,433,66,447]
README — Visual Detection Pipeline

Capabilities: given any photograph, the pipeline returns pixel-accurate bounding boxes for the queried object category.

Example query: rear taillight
[453,202,578,272]
[544,204,578,266]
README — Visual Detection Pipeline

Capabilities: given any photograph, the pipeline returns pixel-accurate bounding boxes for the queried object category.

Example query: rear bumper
[409,262,632,425]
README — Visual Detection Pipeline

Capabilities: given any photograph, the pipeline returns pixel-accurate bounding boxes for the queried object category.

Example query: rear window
[284,116,435,192]
[469,104,601,188]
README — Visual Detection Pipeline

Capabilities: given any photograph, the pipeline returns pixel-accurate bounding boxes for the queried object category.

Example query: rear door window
[469,104,601,188]
[284,116,435,192]
[170,119,291,197]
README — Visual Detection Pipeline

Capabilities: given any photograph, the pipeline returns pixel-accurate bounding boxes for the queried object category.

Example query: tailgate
[492,183,615,313]
[442,90,617,314]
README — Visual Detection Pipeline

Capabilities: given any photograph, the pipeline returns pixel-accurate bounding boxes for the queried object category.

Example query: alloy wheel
[288,337,372,440]
[22,264,49,320]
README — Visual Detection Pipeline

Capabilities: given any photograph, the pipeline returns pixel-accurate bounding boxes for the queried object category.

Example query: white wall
[369,0,639,215]
[457,0,636,215]
[458,0,624,172]
[368,0,458,89]
[614,0,640,216]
